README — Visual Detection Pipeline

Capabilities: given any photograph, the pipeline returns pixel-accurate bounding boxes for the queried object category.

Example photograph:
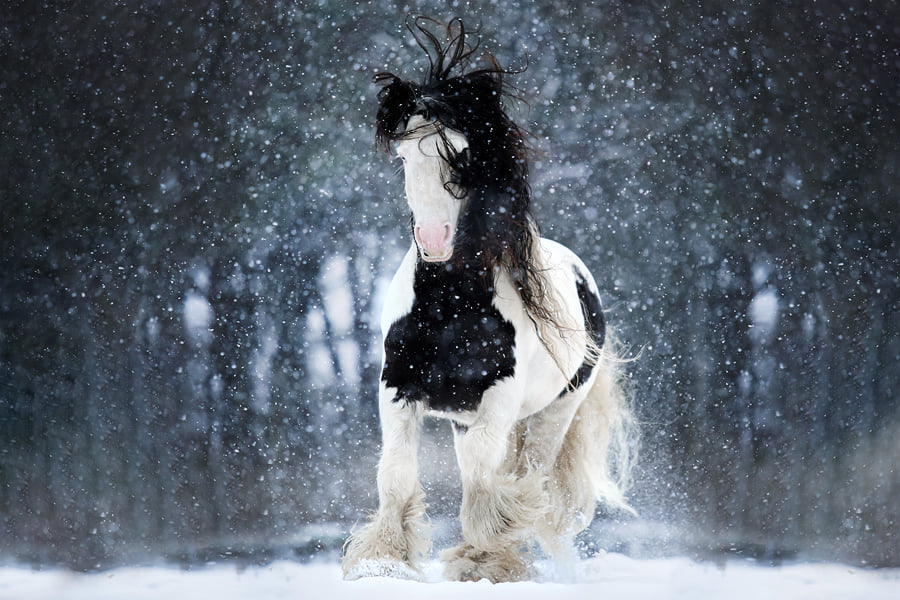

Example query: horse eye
[392,154,405,175]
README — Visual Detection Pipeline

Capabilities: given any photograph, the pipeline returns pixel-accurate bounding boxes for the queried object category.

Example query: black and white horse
[343,17,635,583]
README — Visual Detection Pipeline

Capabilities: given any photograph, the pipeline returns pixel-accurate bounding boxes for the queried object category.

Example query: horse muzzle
[414,222,454,262]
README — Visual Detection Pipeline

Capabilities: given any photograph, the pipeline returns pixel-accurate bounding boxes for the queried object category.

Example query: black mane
[375,16,557,330]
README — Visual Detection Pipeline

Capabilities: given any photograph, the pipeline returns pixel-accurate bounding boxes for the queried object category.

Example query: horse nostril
[414,222,453,256]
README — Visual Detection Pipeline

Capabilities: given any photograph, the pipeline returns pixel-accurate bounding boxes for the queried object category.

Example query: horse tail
[553,330,638,528]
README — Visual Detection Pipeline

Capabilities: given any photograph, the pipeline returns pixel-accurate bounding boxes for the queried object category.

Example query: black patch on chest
[562,271,606,392]
[381,261,516,412]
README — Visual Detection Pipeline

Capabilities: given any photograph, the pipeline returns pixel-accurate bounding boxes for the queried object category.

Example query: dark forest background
[2,0,898,570]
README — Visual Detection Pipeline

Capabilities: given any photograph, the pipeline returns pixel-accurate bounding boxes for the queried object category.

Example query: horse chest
[381,264,516,412]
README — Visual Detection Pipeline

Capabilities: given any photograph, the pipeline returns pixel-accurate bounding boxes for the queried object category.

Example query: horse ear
[373,72,401,88]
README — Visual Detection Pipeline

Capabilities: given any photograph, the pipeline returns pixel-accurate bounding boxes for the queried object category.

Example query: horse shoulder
[380,244,419,336]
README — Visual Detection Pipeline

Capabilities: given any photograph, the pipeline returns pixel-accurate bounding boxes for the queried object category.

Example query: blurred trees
[1,0,898,568]
[1,0,398,567]
[511,0,899,563]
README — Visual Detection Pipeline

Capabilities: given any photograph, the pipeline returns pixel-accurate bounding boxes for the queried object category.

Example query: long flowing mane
[373,16,560,334]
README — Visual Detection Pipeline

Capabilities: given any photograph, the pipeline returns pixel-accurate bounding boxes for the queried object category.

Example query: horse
[342,16,636,583]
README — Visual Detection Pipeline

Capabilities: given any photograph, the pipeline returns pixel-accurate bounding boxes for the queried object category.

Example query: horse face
[396,115,469,263]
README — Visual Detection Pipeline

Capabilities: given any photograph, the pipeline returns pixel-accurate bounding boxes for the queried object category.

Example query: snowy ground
[2,554,898,600]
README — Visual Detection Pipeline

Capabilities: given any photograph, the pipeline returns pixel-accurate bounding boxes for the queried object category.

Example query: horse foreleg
[342,384,429,580]
[456,423,546,550]
[442,385,546,582]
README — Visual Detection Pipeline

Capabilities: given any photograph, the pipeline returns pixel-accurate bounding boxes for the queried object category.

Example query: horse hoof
[440,543,533,583]
[342,557,422,581]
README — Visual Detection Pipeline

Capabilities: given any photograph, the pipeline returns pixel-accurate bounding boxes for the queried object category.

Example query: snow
[2,555,897,600]
[749,287,779,340]
[183,292,213,336]
[4,0,899,583]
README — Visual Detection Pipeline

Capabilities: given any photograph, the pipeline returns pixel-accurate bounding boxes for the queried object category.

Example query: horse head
[373,16,531,269]
[396,115,469,262]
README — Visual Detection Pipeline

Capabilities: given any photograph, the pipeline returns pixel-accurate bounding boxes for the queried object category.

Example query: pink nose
[414,222,453,258]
